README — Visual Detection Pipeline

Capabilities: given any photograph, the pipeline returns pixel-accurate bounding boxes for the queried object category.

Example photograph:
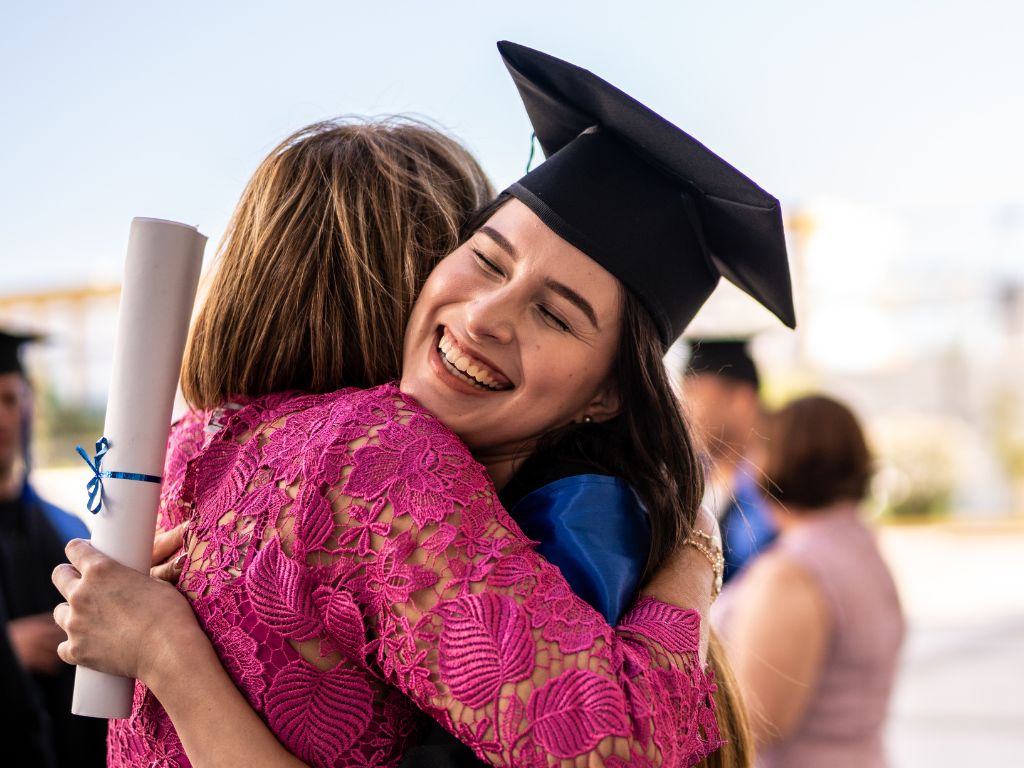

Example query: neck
[0,464,20,502]
[770,506,803,533]
[770,500,857,532]
[470,438,540,493]
[481,455,520,491]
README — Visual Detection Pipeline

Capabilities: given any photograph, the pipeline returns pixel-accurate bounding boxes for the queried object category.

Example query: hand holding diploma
[70,218,205,718]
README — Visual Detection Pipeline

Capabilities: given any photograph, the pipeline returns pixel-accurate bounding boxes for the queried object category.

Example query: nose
[464,288,515,346]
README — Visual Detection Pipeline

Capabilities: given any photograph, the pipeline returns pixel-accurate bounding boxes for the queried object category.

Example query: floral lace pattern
[108,384,721,767]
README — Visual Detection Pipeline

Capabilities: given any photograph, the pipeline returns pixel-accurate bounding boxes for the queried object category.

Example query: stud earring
[583,415,593,424]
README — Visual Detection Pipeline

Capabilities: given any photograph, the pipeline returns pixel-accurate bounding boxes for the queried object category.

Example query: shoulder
[263,384,483,491]
[737,550,830,629]
[343,385,481,475]
[24,486,89,543]
[166,408,212,459]
[310,383,461,446]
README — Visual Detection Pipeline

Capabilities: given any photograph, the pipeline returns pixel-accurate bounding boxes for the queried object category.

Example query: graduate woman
[54,43,793,767]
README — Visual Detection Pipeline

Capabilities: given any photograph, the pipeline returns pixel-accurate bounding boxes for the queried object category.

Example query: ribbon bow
[75,437,162,515]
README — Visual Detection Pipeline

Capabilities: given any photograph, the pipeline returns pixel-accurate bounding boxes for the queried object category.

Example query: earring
[583,415,593,424]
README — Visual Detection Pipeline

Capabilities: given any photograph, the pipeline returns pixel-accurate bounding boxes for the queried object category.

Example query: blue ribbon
[75,437,162,515]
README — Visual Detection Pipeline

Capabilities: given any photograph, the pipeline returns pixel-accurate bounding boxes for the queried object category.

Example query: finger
[152,524,185,565]
[51,563,82,598]
[53,602,71,632]
[56,638,75,666]
[150,553,186,583]
[64,538,105,572]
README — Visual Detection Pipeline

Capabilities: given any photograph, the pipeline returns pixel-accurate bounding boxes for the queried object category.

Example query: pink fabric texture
[108,384,721,767]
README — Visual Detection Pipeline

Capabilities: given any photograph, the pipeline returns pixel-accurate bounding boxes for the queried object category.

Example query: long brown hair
[182,118,492,408]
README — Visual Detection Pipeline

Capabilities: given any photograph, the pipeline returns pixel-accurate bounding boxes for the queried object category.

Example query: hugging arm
[53,502,719,768]
[54,393,720,767]
[296,402,721,766]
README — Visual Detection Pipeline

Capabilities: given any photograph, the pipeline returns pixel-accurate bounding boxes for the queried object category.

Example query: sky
[2,0,1024,367]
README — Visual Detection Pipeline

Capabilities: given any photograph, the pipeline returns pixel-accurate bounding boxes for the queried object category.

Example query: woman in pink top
[54,126,723,767]
[714,395,905,768]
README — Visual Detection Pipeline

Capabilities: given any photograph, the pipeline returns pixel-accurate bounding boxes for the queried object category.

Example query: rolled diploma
[72,217,205,718]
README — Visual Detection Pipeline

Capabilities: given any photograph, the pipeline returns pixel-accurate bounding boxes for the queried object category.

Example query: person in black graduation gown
[0,330,106,768]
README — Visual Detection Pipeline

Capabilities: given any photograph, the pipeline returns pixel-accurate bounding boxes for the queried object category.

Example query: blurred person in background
[0,329,106,767]
[713,394,905,768]
[683,338,775,583]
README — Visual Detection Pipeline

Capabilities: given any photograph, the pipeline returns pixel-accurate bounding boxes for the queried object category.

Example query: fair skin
[53,201,716,768]
[724,502,831,747]
[681,374,760,499]
[401,199,622,488]
[1,370,67,675]
[0,371,25,499]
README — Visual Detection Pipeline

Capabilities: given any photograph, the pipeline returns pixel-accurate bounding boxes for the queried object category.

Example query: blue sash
[510,474,650,624]
[721,468,776,583]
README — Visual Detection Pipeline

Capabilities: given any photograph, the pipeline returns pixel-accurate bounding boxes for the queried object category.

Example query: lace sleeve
[289,392,721,767]
[157,409,210,531]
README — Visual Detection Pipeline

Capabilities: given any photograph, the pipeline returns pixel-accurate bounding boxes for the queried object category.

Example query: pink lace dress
[107,384,721,767]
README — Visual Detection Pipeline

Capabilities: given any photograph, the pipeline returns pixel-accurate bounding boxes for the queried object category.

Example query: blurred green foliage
[31,385,105,468]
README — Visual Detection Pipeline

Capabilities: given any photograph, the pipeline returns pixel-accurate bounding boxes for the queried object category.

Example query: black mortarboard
[499,41,795,346]
[0,330,41,376]
[685,338,759,390]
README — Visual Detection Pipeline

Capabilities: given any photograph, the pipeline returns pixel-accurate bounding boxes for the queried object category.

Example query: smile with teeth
[438,330,510,391]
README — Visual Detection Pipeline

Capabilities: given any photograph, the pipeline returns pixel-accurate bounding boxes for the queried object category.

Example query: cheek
[530,350,601,407]
[417,262,484,316]
[0,406,20,426]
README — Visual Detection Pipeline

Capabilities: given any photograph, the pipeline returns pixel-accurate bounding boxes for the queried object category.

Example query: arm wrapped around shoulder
[302,393,723,767]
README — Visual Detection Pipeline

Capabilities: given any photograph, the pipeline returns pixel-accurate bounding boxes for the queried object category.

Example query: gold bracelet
[684,529,724,602]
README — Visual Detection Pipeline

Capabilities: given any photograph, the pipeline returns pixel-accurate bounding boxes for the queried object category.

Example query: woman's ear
[582,383,621,424]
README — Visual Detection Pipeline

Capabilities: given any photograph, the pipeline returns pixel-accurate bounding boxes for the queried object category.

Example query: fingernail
[173,554,187,572]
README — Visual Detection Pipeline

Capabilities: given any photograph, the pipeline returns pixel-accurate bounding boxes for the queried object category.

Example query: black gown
[0,491,107,768]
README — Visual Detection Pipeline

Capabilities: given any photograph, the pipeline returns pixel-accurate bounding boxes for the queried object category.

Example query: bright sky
[3,1,1023,365]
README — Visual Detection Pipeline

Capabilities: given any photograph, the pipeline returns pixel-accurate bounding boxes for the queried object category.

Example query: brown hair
[761,394,872,510]
[182,118,492,408]
[698,631,754,768]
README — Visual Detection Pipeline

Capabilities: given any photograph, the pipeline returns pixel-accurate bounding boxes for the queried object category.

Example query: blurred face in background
[682,373,760,462]
[0,372,26,478]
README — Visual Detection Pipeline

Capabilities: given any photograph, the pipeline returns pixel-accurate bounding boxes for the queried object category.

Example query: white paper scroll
[72,218,205,718]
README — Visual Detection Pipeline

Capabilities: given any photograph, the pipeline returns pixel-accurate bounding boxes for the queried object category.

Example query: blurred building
[0,285,119,409]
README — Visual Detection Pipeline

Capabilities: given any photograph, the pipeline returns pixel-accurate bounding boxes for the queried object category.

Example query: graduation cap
[499,41,795,346]
[0,329,41,376]
[685,338,759,389]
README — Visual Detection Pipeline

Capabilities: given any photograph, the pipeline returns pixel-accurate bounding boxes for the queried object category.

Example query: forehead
[481,199,622,311]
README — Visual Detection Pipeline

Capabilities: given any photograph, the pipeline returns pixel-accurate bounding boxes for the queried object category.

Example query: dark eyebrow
[478,225,598,329]
[478,226,518,259]
[545,279,599,329]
